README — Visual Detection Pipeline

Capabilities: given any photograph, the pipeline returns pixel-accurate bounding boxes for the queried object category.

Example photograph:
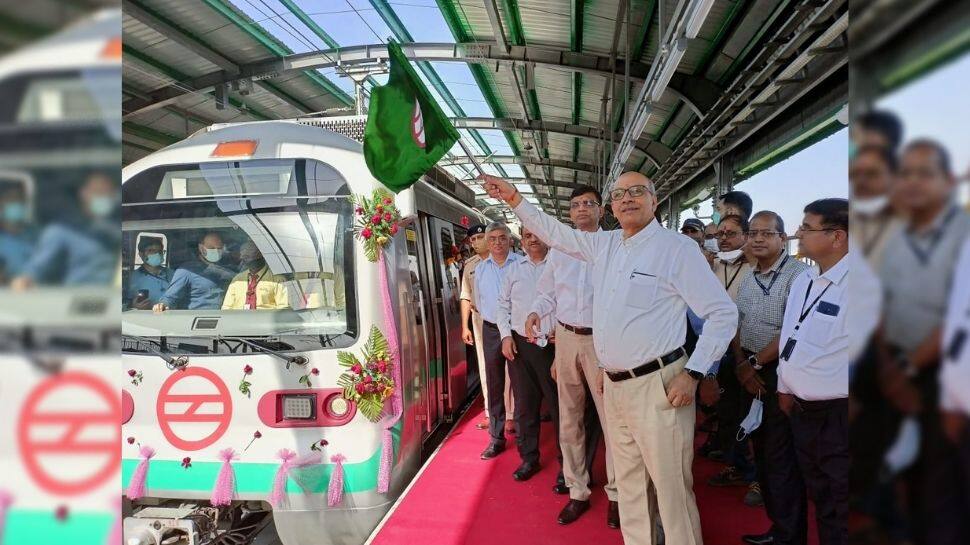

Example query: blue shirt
[159,260,237,310]
[0,229,36,278]
[127,266,174,306]
[24,221,118,285]
[474,252,521,324]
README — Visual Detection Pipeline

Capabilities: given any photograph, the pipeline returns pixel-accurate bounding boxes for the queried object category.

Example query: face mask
[883,416,920,476]
[848,140,857,160]
[718,249,744,262]
[853,195,889,216]
[203,248,223,263]
[3,202,26,223]
[145,253,163,267]
[88,195,115,218]
[737,395,763,441]
[703,238,720,253]
[711,211,722,225]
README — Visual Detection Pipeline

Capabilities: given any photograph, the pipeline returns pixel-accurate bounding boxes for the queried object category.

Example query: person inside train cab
[475,221,522,460]
[527,184,620,528]
[222,240,290,310]
[484,172,737,545]
[153,231,236,311]
[0,182,36,283]
[495,226,560,483]
[127,236,174,309]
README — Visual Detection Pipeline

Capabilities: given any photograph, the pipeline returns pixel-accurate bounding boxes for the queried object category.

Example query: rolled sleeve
[512,199,597,263]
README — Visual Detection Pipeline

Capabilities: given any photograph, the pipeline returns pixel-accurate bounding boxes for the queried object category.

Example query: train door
[404,224,433,436]
[425,218,467,418]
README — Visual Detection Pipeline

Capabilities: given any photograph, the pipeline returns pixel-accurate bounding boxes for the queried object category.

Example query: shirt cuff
[498,323,512,340]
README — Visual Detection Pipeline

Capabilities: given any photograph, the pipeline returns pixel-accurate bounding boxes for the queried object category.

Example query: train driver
[127,236,174,309]
[221,240,290,310]
[153,231,236,311]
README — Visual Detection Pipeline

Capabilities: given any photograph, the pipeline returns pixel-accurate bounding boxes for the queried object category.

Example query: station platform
[368,396,816,545]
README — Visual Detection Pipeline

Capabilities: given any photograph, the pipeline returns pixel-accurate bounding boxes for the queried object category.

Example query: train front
[121,122,406,545]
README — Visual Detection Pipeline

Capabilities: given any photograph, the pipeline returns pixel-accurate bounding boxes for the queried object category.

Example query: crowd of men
[454,162,856,545]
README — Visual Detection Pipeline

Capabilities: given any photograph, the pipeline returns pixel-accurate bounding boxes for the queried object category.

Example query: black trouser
[717,352,756,480]
[790,397,849,545]
[482,321,509,446]
[509,332,560,464]
[748,366,807,545]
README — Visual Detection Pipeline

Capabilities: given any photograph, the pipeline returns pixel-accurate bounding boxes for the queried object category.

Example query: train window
[121,158,357,353]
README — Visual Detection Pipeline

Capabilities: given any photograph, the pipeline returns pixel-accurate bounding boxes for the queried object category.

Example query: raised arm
[481,175,597,262]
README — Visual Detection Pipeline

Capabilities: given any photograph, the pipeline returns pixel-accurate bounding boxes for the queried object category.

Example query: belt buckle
[627,369,636,379]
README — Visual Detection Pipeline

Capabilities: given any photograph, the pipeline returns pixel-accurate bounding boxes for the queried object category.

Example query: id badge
[947,328,967,362]
[780,337,797,362]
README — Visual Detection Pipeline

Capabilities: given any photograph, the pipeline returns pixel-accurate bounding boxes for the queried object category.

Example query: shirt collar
[622,218,661,247]
[818,253,849,285]
[755,250,788,274]
[484,252,519,267]
[910,201,958,236]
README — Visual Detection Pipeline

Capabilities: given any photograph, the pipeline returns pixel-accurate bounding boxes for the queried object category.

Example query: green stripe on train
[122,424,401,495]
[3,510,112,545]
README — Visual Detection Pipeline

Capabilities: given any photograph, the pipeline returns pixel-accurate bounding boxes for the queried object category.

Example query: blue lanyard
[753,254,788,296]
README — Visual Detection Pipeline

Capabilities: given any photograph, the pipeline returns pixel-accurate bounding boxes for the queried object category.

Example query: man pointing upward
[483,172,737,545]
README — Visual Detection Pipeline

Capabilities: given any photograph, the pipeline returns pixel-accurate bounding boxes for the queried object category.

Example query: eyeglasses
[609,185,653,201]
[569,199,601,209]
[716,230,742,239]
[747,230,782,238]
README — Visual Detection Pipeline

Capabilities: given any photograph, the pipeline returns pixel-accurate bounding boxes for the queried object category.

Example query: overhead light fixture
[684,0,717,39]
[650,38,688,103]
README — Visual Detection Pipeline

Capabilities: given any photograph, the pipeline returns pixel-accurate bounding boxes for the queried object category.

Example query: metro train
[120,119,489,545]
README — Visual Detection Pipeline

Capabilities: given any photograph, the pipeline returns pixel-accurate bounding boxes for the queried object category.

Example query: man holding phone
[127,236,173,309]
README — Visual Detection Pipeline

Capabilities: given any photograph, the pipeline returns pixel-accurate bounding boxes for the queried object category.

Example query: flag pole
[456,137,485,177]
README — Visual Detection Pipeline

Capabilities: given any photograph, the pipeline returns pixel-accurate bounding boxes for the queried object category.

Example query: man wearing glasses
[525,185,619,528]
[731,211,810,545]
[484,172,737,545]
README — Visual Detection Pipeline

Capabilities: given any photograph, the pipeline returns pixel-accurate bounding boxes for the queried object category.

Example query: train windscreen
[121,158,358,353]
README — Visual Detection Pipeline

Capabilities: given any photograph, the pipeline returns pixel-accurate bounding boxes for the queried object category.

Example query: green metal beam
[571,0,585,162]
[880,25,970,92]
[201,0,353,107]
[610,0,658,133]
[122,122,179,147]
[122,45,271,120]
[0,12,51,45]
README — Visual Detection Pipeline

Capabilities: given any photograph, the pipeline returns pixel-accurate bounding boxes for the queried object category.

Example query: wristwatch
[747,354,763,371]
[686,369,705,381]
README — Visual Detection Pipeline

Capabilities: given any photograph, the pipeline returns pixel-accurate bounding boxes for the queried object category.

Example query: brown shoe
[475,417,488,430]
[607,500,620,529]
[557,499,590,525]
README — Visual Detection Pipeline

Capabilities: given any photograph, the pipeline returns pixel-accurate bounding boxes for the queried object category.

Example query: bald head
[609,171,658,237]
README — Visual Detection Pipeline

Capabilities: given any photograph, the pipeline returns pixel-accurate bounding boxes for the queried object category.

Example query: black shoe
[513,461,540,481]
[553,472,568,494]
[557,499,590,524]
[607,500,620,529]
[741,532,774,545]
[480,443,505,460]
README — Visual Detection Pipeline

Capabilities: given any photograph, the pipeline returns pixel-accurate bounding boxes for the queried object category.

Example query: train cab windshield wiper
[217,336,308,368]
[121,334,189,369]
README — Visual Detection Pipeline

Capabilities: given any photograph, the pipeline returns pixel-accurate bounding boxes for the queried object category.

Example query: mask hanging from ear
[737,394,763,441]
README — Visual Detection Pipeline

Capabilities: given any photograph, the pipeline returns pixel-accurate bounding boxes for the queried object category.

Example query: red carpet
[370,397,818,545]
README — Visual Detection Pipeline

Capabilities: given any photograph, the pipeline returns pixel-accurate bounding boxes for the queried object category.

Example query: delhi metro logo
[156,367,232,451]
[17,371,121,495]
[411,98,426,149]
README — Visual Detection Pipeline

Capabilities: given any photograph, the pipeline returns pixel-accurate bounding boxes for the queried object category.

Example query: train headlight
[324,394,350,418]
[281,394,316,420]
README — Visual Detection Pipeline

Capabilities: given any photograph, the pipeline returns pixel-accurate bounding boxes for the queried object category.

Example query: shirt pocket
[626,272,659,310]
[803,312,843,348]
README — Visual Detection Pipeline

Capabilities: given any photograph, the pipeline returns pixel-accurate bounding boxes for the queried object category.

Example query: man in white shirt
[777,199,853,545]
[496,227,558,483]
[527,185,619,528]
[484,172,737,545]
[475,222,522,459]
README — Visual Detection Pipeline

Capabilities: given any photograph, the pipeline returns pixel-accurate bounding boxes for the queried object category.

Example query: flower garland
[351,189,402,263]
[336,325,395,422]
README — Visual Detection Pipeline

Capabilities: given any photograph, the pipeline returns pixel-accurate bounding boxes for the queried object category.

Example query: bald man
[484,171,737,545]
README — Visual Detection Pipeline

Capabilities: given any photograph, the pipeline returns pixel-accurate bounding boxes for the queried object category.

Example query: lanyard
[753,255,788,296]
[860,215,892,257]
[794,279,833,331]
[905,206,957,265]
[722,261,744,291]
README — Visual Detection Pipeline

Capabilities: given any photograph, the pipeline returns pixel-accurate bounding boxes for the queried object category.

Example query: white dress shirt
[496,255,554,340]
[512,199,737,373]
[777,253,855,401]
[941,238,970,415]
[532,248,595,328]
[474,252,521,324]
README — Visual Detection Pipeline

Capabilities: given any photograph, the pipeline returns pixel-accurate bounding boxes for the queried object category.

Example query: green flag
[363,41,461,192]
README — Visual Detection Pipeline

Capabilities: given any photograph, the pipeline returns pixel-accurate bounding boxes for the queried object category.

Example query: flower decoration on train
[239,364,253,397]
[127,369,143,386]
[244,430,262,451]
[351,189,402,262]
[337,325,395,422]
[310,438,329,452]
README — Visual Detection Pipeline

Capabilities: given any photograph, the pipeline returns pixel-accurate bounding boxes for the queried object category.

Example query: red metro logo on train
[156,367,233,451]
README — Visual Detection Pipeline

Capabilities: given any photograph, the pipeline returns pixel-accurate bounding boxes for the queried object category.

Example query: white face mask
[737,395,763,440]
[718,249,744,262]
[202,248,223,263]
[853,195,889,216]
[883,416,921,476]
[703,239,720,253]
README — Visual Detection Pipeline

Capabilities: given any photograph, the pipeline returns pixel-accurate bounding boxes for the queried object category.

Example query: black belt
[605,347,687,382]
[793,396,847,413]
[483,320,498,329]
[558,321,593,336]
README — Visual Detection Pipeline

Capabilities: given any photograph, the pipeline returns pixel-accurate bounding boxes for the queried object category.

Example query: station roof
[0,0,117,54]
[121,0,849,223]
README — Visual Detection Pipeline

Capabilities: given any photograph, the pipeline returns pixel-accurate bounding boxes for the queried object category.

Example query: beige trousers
[473,312,513,419]
[556,325,617,501]
[604,356,702,545]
